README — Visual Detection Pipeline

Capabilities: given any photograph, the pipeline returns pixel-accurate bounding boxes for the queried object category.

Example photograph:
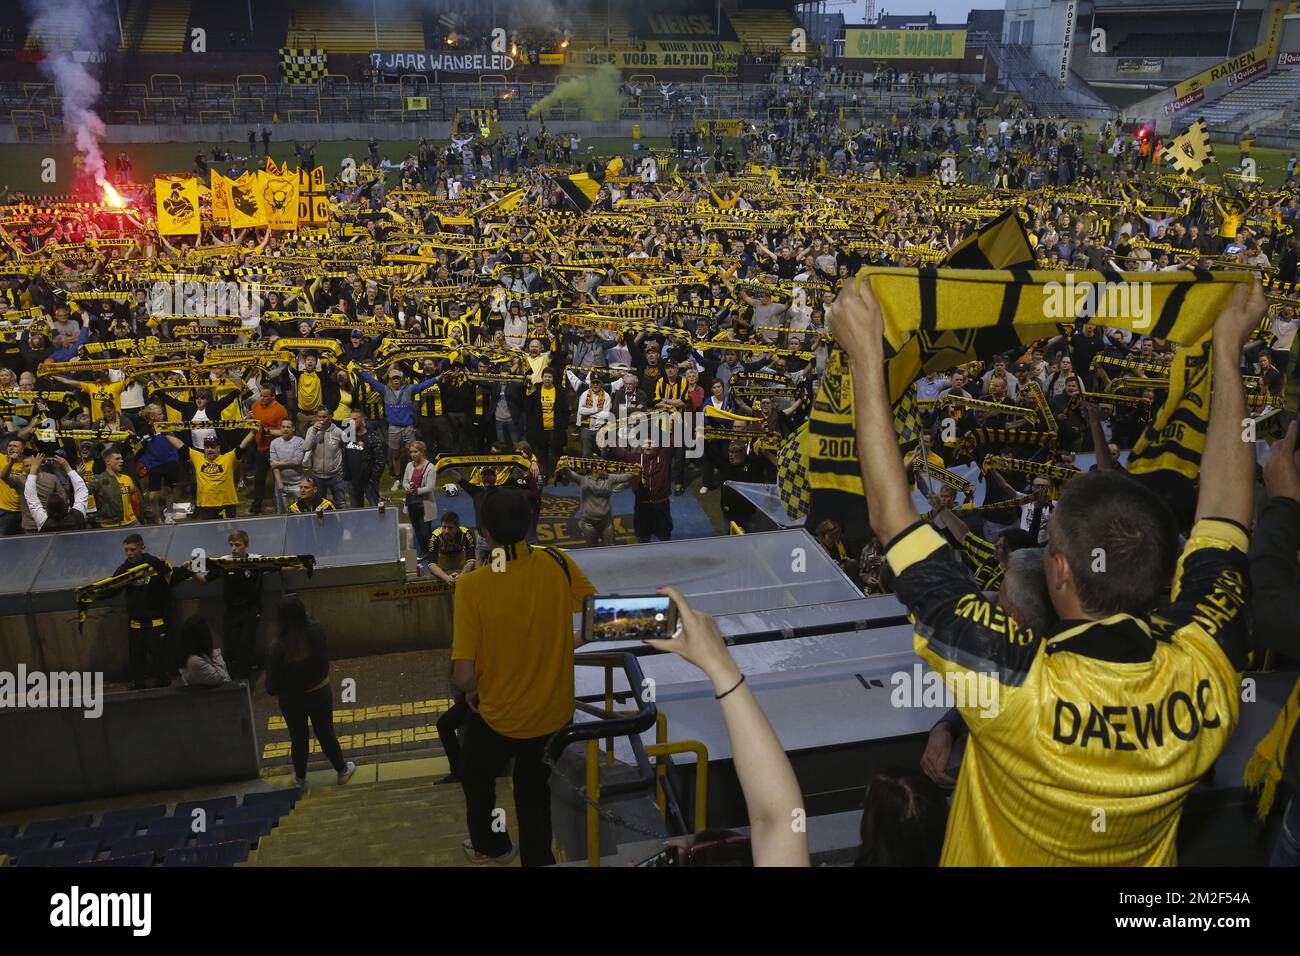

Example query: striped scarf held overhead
[794,206,1251,537]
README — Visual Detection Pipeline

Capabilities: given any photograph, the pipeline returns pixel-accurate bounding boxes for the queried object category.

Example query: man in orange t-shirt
[249,385,288,515]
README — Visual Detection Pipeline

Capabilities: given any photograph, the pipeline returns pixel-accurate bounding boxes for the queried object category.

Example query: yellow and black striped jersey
[958,530,1004,591]
[654,376,690,403]
[887,517,1249,866]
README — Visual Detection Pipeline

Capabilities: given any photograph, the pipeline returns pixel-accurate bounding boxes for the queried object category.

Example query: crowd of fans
[2,80,1300,866]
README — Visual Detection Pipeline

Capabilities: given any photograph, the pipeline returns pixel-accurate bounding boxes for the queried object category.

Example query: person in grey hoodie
[557,462,636,546]
[302,408,348,508]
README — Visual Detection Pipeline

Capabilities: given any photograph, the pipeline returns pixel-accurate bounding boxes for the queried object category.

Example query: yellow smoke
[528,64,624,120]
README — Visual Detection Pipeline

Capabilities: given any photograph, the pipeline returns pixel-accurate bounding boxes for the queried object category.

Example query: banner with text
[369,50,516,74]
[566,40,740,71]
[843,29,968,60]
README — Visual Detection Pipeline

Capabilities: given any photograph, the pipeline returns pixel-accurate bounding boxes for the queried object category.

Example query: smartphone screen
[584,594,678,643]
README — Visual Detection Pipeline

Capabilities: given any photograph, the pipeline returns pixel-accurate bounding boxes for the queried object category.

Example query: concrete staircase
[245,768,516,867]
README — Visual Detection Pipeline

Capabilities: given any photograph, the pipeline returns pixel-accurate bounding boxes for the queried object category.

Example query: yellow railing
[584,706,708,866]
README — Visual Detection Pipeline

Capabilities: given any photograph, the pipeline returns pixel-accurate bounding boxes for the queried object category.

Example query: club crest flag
[154,176,201,236]
[1167,119,1215,175]
[228,171,268,229]
[257,169,300,230]
[210,171,232,226]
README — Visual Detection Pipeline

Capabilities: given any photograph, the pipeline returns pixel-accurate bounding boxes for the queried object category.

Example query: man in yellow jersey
[830,275,1263,866]
[163,430,255,521]
[294,351,327,434]
[50,371,126,422]
[89,447,140,529]
[452,488,595,866]
[0,432,35,535]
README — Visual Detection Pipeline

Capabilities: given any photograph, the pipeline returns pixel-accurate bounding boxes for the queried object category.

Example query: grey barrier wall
[0,509,456,680]
[0,682,259,812]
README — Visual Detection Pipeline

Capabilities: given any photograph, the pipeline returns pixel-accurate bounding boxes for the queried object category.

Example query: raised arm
[828,275,918,544]
[647,587,809,867]
[1196,280,1266,527]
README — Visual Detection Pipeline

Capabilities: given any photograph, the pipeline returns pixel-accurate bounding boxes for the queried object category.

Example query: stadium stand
[727,7,801,54]
[0,789,300,868]
[286,0,424,52]
[117,0,148,52]
[22,9,95,52]
[1197,71,1300,133]
[138,0,193,54]
[568,1,632,49]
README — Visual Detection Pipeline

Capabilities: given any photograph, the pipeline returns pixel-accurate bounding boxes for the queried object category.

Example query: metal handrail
[545,651,658,767]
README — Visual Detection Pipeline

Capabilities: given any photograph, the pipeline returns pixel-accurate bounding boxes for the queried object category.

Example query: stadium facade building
[996,0,1300,132]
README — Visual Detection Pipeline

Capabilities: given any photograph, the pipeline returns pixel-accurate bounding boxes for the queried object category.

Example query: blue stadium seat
[65,824,137,850]
[17,844,97,867]
[100,805,167,829]
[0,833,54,857]
[194,820,272,847]
[0,825,16,840]
[22,814,93,839]
[162,840,251,867]
[147,817,196,836]
[242,788,301,811]
[83,852,155,867]
[107,832,188,860]
[172,797,238,824]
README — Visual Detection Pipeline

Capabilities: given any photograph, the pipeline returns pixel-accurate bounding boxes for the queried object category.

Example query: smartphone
[583,593,678,643]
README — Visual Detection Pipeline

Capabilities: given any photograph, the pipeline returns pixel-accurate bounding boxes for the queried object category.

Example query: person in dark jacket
[113,533,199,689]
[524,366,569,473]
[342,409,385,507]
[610,441,675,543]
[264,595,356,789]
[1249,421,1300,865]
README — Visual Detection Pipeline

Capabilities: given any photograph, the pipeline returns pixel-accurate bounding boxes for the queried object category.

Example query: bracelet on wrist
[715,674,745,700]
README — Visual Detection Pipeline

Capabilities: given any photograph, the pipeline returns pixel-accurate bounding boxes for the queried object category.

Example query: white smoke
[23,0,114,183]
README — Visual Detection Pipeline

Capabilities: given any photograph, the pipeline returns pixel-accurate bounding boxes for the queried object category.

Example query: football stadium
[0,0,1298,911]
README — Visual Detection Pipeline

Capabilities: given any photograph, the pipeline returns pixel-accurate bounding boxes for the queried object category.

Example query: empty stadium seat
[147,817,196,837]
[106,832,189,861]
[83,852,155,867]
[195,820,274,846]
[16,844,97,867]
[0,825,15,841]
[100,805,168,829]
[65,823,138,850]
[173,796,238,823]
[0,833,54,858]
[163,840,251,867]
[22,813,93,839]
